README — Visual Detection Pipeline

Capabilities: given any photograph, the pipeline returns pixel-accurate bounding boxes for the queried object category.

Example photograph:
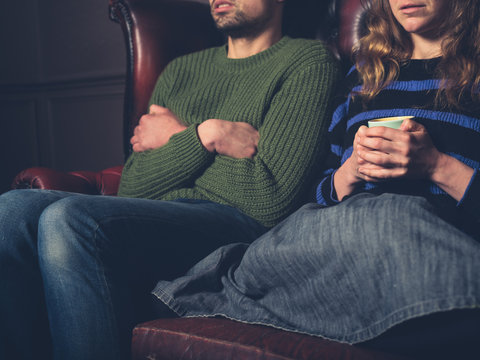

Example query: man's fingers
[149,104,167,114]
[132,143,141,152]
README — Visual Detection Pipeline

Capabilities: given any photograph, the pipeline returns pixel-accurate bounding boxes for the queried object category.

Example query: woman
[151,0,479,358]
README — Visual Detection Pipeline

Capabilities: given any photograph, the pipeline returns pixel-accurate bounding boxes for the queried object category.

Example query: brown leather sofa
[12,0,410,358]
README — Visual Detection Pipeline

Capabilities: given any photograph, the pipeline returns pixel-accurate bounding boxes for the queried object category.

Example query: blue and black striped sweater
[316,58,480,237]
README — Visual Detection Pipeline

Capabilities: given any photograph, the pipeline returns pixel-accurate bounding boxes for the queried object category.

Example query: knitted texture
[316,59,480,232]
[118,37,339,227]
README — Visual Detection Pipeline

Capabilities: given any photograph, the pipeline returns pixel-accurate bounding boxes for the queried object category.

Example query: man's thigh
[0,189,75,220]
[0,189,79,255]
[44,195,267,280]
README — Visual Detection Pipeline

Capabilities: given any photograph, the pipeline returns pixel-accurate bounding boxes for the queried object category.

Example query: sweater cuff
[169,124,215,162]
[316,171,340,206]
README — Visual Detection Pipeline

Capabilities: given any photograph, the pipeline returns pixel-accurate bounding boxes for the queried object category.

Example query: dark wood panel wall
[0,0,127,194]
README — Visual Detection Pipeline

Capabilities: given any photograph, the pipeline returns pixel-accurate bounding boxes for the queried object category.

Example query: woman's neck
[410,33,445,59]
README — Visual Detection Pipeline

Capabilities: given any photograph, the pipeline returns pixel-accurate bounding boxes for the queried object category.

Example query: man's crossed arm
[131,104,259,159]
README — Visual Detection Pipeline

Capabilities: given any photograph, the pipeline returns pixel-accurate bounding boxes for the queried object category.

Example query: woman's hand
[333,127,379,201]
[334,118,442,201]
[347,118,474,201]
[355,118,442,180]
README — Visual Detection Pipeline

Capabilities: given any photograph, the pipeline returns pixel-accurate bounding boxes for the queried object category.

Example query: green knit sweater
[118,36,338,227]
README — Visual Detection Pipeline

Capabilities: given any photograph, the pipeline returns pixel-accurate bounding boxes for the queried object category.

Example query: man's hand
[130,105,187,152]
[197,119,259,159]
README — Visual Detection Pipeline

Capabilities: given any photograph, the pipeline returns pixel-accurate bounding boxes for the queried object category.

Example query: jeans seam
[92,221,122,357]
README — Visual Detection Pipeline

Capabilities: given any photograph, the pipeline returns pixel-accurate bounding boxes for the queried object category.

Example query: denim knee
[37,196,97,271]
[0,190,39,225]
[0,190,46,258]
[325,193,438,258]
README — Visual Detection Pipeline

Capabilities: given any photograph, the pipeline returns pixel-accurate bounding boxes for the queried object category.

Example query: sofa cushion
[132,317,408,360]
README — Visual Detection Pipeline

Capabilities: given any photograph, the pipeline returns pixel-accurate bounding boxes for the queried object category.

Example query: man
[0,0,338,359]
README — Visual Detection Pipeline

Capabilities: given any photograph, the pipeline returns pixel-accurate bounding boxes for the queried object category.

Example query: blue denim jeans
[0,189,267,360]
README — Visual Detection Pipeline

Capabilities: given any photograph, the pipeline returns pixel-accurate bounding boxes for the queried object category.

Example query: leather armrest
[109,0,224,155]
[11,166,123,196]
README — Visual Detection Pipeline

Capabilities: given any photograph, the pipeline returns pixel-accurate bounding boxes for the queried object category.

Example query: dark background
[0,0,131,194]
[0,0,333,195]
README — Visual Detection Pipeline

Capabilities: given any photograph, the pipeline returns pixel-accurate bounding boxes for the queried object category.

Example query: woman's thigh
[226,192,480,342]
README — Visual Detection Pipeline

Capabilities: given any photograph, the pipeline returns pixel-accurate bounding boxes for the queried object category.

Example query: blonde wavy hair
[354,0,480,109]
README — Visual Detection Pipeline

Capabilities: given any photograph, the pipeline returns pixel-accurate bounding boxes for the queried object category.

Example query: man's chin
[218,26,248,39]
[216,23,264,39]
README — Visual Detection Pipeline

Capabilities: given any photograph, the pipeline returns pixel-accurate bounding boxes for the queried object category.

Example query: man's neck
[226,28,283,59]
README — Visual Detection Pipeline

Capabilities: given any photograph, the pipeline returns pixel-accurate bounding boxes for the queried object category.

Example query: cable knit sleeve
[118,125,215,198]
[117,62,216,199]
[195,59,339,226]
